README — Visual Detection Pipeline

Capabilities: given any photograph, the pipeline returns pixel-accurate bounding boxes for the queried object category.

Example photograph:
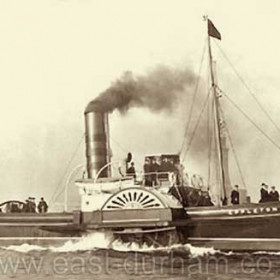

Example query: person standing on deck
[143,158,152,186]
[118,152,132,177]
[269,186,279,202]
[23,198,31,213]
[126,162,136,179]
[259,183,270,203]
[231,185,240,205]
[29,197,36,213]
[38,197,48,213]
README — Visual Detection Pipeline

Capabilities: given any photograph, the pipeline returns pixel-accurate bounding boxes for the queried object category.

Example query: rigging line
[49,133,85,205]
[219,106,247,190]
[49,133,85,204]
[219,87,280,152]
[214,41,280,137]
[179,38,207,155]
[181,88,211,162]
[110,137,129,154]
[52,164,85,203]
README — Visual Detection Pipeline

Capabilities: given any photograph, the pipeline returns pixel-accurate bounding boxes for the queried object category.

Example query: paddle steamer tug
[1,18,280,251]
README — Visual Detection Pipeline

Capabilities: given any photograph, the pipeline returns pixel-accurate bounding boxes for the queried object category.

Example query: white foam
[93,233,220,257]
[1,231,221,257]
[3,243,47,253]
[110,238,161,252]
[184,243,219,257]
[49,231,115,252]
[48,231,165,253]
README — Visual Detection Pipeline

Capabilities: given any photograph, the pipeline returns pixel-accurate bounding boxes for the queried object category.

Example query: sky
[1,0,280,207]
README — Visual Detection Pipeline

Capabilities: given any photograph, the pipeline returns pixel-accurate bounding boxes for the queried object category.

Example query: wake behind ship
[0,18,280,252]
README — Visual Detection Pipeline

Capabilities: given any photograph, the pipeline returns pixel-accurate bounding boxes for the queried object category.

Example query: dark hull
[181,202,280,251]
[0,212,84,246]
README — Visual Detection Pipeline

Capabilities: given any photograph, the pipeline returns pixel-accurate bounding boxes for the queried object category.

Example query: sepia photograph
[0,0,280,279]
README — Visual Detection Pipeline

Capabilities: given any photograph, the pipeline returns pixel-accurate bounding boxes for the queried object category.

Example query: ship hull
[181,202,280,251]
[1,202,280,251]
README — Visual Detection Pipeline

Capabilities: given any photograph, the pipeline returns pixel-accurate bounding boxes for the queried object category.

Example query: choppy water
[0,232,280,279]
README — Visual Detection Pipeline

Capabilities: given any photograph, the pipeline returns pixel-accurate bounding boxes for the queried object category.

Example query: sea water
[0,232,279,280]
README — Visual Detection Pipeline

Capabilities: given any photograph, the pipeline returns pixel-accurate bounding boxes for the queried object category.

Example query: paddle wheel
[113,227,181,248]
[102,187,167,210]
[99,187,184,247]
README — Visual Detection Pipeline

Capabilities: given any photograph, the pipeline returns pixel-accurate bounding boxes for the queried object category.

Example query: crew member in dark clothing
[30,197,36,213]
[119,152,133,177]
[23,199,30,212]
[126,153,132,173]
[38,197,48,213]
[269,186,279,202]
[259,183,270,203]
[231,185,240,205]
[159,158,170,179]
[127,162,136,179]
[23,198,32,213]
[144,158,152,186]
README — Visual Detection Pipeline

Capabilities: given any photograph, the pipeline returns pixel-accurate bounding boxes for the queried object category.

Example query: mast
[207,27,227,205]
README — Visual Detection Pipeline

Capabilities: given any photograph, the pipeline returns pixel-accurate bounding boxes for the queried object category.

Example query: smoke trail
[85,65,196,113]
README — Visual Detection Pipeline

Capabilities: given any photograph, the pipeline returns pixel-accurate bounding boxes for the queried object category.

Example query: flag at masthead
[208,19,221,40]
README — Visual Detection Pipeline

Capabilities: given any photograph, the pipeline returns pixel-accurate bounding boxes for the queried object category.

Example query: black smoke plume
[85,65,196,114]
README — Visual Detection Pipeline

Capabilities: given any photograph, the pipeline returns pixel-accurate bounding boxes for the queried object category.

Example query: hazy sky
[1,0,280,207]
